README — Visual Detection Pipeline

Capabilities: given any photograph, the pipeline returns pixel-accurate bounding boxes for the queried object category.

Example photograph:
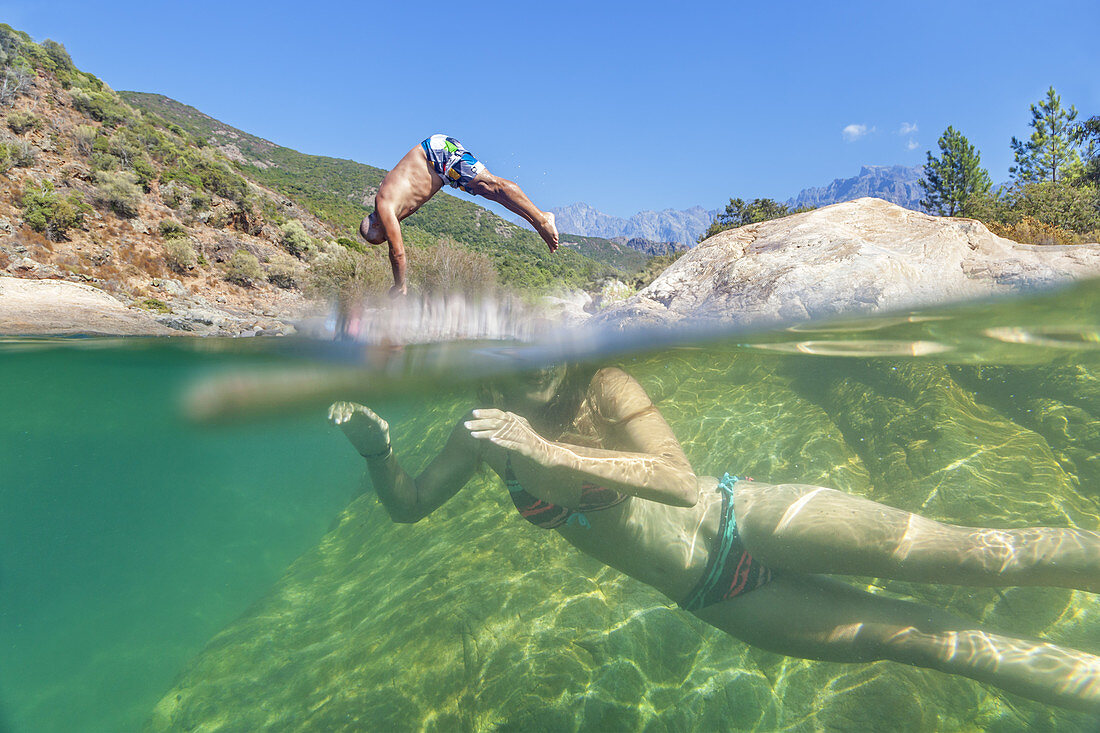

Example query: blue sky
[3,0,1098,217]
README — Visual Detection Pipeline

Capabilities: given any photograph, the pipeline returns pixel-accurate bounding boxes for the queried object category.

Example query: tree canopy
[1074,115,1100,186]
[920,126,992,216]
[700,198,813,241]
[1010,86,1083,184]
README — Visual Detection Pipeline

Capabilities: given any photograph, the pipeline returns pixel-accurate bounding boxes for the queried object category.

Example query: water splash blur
[186,280,1100,422]
[329,291,590,344]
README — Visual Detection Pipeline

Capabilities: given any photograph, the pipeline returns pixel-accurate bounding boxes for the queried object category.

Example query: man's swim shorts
[421,134,486,193]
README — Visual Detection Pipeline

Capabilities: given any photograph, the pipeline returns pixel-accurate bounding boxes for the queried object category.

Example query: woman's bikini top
[504,455,629,529]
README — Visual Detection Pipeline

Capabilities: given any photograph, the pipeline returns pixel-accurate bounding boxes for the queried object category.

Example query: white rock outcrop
[0,276,174,336]
[594,198,1100,328]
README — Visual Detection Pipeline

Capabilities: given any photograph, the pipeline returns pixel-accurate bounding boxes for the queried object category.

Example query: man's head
[360,213,386,245]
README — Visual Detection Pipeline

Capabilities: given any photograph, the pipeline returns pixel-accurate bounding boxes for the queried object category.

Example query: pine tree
[919,126,992,216]
[1074,115,1100,186]
[1010,86,1082,183]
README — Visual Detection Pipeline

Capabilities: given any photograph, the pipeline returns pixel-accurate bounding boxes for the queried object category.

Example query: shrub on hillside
[40,39,72,71]
[190,192,210,211]
[69,88,129,127]
[137,297,171,314]
[164,238,198,273]
[158,219,188,239]
[87,132,155,189]
[106,134,140,168]
[130,155,156,191]
[89,151,118,171]
[20,180,88,240]
[92,170,142,218]
[0,66,33,107]
[160,151,251,205]
[986,216,1090,246]
[257,198,286,227]
[226,250,262,286]
[335,235,365,253]
[266,253,303,289]
[159,180,187,209]
[970,183,1100,238]
[631,251,686,290]
[280,219,313,257]
[305,243,388,302]
[410,241,498,294]
[6,109,40,133]
[1012,182,1099,233]
[0,139,35,171]
[193,150,250,203]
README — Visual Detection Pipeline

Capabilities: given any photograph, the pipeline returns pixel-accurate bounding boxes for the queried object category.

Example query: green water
[2,282,1100,732]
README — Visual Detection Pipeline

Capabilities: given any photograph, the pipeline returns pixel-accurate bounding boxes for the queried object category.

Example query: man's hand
[329,401,391,458]
[388,283,408,298]
[464,408,555,466]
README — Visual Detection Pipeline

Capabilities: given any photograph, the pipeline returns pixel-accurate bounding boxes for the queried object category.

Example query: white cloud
[898,122,918,135]
[906,139,920,150]
[842,124,869,142]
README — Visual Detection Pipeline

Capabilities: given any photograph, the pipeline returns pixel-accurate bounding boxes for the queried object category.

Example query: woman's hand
[464,408,555,466]
[329,401,391,458]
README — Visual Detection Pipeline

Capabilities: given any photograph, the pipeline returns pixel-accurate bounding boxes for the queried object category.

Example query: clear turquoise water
[0,344,387,731]
[2,281,1099,732]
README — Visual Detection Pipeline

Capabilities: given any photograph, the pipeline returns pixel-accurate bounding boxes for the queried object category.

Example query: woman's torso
[481,396,730,603]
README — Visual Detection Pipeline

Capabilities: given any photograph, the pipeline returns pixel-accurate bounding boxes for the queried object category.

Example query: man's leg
[464,171,559,251]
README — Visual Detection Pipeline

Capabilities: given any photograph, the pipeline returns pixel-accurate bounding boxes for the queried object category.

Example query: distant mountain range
[551,165,926,245]
[549,203,719,247]
[786,165,925,212]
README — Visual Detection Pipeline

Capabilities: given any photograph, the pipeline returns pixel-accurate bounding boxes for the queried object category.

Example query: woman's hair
[542,362,599,429]
[476,362,599,431]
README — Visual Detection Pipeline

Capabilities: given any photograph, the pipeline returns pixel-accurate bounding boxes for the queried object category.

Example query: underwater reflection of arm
[330,402,481,523]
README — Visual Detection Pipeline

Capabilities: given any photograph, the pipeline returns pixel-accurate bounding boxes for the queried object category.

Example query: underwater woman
[328,364,1100,713]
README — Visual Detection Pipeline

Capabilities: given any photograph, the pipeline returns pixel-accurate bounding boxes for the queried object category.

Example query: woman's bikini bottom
[679,474,774,612]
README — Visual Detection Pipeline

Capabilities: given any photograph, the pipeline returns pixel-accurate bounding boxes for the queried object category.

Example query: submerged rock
[594,198,1100,329]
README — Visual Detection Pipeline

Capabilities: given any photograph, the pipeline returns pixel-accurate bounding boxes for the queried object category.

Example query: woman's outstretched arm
[329,402,483,523]
[466,368,700,507]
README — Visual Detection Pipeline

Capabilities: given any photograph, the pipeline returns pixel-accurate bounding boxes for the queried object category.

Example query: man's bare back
[360,135,559,295]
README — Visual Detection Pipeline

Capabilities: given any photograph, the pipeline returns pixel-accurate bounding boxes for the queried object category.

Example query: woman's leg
[693,574,1100,713]
[734,482,1100,592]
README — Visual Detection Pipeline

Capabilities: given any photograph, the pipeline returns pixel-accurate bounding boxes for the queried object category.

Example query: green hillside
[555,232,649,273]
[120,92,643,290]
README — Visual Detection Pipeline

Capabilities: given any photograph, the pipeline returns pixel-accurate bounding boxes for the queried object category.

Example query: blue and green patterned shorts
[421,134,486,193]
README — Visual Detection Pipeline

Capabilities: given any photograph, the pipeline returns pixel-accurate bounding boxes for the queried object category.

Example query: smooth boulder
[595,198,1100,328]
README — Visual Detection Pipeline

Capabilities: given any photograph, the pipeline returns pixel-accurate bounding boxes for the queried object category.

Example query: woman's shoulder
[587,367,654,422]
